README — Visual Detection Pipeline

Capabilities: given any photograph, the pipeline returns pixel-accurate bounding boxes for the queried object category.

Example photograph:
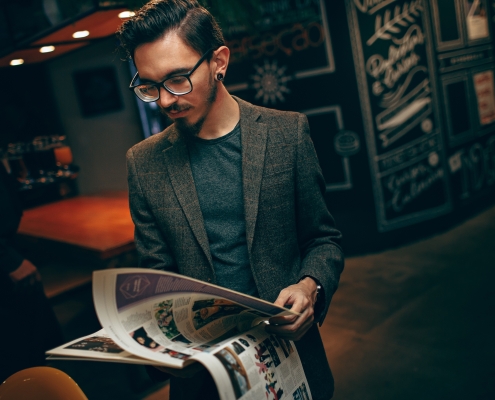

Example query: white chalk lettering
[459,136,495,199]
[354,0,397,14]
[386,162,444,212]
[367,1,423,45]
[367,24,424,90]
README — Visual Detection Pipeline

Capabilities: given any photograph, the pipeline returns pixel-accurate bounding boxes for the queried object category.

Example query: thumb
[273,289,294,309]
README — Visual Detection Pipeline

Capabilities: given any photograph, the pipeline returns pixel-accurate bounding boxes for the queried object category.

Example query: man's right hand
[153,362,206,379]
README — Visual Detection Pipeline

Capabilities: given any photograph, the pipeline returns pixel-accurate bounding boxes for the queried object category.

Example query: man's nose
[158,87,178,108]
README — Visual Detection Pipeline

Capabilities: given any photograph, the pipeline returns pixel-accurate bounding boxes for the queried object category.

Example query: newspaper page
[92,268,294,368]
[90,268,312,399]
[47,325,312,400]
[46,329,162,366]
[197,323,312,400]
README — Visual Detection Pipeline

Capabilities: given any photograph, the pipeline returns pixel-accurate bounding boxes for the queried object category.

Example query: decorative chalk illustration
[346,0,452,231]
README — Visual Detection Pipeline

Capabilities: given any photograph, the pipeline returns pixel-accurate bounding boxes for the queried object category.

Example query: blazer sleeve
[127,148,178,272]
[294,113,345,324]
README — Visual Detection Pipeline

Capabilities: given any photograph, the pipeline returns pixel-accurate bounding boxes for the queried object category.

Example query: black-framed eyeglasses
[129,48,215,103]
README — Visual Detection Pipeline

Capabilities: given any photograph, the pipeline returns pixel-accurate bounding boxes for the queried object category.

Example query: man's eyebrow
[140,67,192,84]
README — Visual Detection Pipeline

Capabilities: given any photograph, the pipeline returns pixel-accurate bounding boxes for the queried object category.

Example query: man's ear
[212,46,230,78]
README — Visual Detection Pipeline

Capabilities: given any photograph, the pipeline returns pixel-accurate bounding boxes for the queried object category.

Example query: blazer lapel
[162,131,213,267]
[237,97,268,254]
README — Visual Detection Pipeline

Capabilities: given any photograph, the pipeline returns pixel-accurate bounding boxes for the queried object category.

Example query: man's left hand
[265,277,317,341]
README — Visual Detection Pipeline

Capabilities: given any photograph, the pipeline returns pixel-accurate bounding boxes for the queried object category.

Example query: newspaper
[47,268,313,400]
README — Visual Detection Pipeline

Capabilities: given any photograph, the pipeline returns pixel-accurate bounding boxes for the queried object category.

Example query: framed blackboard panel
[430,0,464,51]
[441,71,475,146]
[431,0,492,52]
[448,132,495,200]
[224,0,335,102]
[346,0,452,231]
[302,105,356,191]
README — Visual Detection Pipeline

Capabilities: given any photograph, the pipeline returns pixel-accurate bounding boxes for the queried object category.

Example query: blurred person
[117,1,344,399]
[0,160,63,381]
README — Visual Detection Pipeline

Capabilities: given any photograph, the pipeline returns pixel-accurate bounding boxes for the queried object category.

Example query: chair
[0,366,88,400]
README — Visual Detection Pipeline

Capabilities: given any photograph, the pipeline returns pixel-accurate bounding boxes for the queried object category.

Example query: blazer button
[207,278,211,282]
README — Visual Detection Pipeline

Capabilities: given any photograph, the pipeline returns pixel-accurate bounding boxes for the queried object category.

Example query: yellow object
[0,367,88,400]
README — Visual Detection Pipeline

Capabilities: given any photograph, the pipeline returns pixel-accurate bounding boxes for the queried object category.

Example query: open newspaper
[47,268,313,400]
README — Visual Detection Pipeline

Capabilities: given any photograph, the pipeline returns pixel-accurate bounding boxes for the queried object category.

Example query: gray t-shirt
[187,124,258,297]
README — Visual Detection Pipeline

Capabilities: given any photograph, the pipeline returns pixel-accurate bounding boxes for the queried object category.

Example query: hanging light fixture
[40,46,55,53]
[72,30,90,39]
[118,11,135,18]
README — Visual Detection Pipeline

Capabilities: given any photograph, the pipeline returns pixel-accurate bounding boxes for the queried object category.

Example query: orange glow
[54,146,73,166]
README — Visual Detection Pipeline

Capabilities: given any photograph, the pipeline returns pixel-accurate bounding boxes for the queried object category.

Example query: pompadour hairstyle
[116,0,225,60]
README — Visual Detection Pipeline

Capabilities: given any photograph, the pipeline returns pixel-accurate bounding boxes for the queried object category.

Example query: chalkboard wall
[210,0,495,254]
[346,0,495,253]
[133,0,495,254]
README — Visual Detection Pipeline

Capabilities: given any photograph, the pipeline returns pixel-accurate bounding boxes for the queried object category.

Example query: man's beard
[161,76,217,139]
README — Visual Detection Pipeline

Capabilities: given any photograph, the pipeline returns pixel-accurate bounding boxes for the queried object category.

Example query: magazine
[47,268,313,400]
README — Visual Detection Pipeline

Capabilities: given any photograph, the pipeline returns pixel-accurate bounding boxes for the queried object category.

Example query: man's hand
[153,362,206,379]
[266,277,318,341]
[9,259,41,287]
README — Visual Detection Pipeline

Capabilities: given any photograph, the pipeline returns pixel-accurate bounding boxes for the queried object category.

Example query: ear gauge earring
[216,73,224,81]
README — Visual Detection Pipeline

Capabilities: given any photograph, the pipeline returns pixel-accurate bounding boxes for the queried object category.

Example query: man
[118,1,344,398]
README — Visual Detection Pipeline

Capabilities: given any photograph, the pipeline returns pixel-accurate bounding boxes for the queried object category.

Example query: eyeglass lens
[134,76,191,102]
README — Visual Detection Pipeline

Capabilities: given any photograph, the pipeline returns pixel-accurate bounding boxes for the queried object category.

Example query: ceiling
[0,7,132,68]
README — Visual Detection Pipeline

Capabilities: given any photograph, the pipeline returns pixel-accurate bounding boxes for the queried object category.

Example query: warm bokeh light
[54,146,73,166]
[40,46,55,53]
[10,59,24,66]
[118,11,135,18]
[72,30,90,39]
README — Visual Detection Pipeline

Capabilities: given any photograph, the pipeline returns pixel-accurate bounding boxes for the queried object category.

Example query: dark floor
[45,205,495,399]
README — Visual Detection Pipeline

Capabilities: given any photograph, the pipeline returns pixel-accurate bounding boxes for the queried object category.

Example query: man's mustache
[162,104,190,113]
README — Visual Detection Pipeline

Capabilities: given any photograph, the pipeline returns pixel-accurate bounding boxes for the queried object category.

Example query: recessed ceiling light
[10,59,24,66]
[73,30,90,39]
[118,11,135,18]
[40,46,55,53]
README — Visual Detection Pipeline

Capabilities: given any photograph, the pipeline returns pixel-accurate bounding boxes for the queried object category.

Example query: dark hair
[117,0,225,60]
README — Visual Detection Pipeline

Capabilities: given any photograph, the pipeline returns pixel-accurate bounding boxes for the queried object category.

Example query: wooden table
[18,191,135,259]
[17,192,136,297]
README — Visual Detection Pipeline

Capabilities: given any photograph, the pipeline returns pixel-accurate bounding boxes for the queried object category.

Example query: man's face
[134,32,217,137]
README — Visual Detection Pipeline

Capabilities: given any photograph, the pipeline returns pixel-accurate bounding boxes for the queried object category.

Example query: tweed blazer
[127,96,344,399]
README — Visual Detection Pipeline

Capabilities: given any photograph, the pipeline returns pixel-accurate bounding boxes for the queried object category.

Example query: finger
[266,308,312,336]
[273,289,293,308]
[283,289,313,315]
[270,291,311,325]
[266,313,314,341]
[286,294,308,314]
[268,314,297,326]
[275,287,309,311]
